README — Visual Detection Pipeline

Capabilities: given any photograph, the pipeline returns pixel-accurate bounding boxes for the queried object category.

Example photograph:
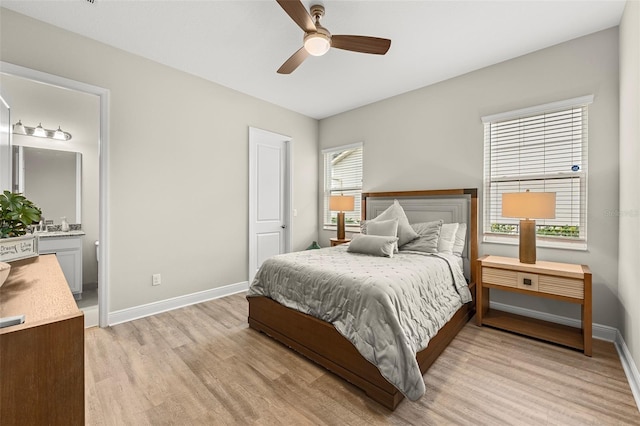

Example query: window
[322,143,363,229]
[482,96,593,248]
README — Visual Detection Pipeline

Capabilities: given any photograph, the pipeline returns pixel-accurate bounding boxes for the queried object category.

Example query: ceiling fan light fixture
[304,33,330,56]
[276,1,391,73]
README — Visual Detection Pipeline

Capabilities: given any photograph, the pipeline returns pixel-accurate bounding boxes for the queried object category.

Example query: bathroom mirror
[13,146,82,224]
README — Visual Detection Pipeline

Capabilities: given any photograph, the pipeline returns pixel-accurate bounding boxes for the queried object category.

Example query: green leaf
[0,191,42,238]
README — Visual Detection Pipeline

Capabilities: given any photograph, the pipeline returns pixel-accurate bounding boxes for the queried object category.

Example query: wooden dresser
[0,254,84,425]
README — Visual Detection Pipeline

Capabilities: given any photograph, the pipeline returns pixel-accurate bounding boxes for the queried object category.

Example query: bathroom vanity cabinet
[38,231,84,298]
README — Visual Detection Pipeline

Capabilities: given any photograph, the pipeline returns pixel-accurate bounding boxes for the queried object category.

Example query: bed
[247,188,478,410]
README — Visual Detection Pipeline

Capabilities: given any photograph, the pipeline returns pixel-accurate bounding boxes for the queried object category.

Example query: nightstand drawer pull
[482,267,517,287]
[517,272,539,291]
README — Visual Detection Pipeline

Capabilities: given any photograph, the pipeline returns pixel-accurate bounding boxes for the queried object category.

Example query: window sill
[483,234,587,251]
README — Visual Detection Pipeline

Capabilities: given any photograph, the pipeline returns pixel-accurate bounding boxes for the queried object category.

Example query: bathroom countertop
[35,230,86,238]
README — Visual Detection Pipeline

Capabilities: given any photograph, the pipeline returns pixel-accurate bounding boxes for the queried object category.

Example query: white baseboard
[81,305,99,328]
[490,301,639,412]
[615,331,640,412]
[108,281,249,326]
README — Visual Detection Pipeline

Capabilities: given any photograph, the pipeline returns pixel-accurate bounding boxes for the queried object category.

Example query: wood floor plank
[85,293,640,425]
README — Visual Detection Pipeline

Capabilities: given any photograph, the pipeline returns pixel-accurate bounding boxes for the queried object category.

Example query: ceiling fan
[276,0,391,74]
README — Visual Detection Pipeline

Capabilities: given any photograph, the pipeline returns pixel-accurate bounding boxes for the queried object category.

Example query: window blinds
[323,143,363,227]
[483,98,591,241]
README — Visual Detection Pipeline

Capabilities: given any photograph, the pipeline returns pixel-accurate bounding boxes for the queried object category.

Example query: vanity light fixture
[33,123,46,138]
[53,126,67,141]
[12,120,26,135]
[12,120,72,141]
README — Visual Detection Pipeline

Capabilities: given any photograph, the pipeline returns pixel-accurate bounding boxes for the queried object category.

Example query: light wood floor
[85,293,640,425]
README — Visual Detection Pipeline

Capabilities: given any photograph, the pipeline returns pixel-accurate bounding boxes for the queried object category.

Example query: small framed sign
[0,235,39,262]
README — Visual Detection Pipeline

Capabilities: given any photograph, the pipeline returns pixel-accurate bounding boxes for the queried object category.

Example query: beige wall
[319,28,621,328]
[0,8,318,311]
[619,0,640,375]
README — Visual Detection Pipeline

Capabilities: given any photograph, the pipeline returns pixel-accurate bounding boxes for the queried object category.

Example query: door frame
[0,96,11,192]
[248,126,292,283]
[1,61,111,327]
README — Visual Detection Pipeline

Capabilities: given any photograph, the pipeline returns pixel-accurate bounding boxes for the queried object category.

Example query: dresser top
[480,255,589,279]
[0,255,81,333]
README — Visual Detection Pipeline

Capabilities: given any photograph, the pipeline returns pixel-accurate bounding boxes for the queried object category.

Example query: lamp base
[519,219,536,264]
[336,212,346,240]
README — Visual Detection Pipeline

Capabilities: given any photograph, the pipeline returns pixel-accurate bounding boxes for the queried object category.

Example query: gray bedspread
[247,245,472,401]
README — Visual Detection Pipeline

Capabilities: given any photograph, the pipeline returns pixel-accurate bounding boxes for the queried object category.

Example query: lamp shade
[502,191,556,219]
[329,195,355,212]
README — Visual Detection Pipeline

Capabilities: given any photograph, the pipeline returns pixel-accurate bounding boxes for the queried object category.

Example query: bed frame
[248,188,478,410]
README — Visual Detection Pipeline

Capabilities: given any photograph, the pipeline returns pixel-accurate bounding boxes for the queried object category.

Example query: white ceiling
[2,0,626,119]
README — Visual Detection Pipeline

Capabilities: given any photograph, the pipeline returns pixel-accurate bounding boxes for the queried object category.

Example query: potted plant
[0,191,42,262]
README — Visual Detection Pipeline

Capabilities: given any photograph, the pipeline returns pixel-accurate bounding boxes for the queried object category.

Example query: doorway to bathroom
[0,62,110,327]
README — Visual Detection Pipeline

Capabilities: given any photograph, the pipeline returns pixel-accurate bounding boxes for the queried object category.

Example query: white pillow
[347,234,398,258]
[367,200,418,247]
[438,222,459,254]
[361,218,399,252]
[452,223,467,256]
[400,220,443,253]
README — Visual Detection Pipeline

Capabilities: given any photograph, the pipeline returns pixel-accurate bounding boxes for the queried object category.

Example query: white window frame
[482,95,593,251]
[322,142,363,232]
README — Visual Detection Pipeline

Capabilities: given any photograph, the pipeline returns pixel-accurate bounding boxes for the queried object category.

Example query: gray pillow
[347,234,398,258]
[361,218,398,236]
[400,220,443,253]
[367,200,418,247]
[361,218,399,252]
[438,222,459,254]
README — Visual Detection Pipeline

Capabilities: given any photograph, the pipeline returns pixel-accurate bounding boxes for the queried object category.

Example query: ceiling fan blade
[276,0,316,33]
[331,35,391,55]
[277,47,310,74]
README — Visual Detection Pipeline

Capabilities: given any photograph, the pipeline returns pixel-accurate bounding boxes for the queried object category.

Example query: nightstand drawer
[482,267,518,288]
[539,275,584,299]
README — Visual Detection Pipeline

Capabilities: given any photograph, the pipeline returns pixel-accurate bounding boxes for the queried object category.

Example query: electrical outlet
[152,273,161,286]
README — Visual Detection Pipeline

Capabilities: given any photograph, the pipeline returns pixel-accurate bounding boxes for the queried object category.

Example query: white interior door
[249,127,291,283]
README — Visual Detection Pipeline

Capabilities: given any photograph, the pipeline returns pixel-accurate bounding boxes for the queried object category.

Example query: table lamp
[330,195,355,240]
[502,190,556,264]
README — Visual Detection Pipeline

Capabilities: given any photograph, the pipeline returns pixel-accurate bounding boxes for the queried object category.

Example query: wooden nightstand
[476,255,592,356]
[330,238,351,247]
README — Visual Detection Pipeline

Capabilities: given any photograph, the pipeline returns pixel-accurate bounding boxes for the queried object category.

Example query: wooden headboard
[361,189,478,284]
